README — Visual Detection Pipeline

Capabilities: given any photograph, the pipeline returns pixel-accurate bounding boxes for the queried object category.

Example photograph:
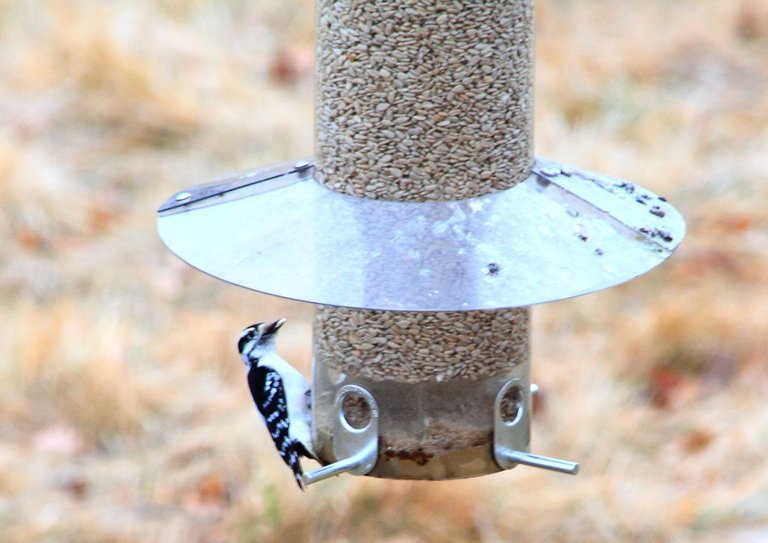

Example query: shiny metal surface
[157,157,685,311]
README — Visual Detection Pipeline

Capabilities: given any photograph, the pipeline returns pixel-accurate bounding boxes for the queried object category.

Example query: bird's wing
[248,365,304,489]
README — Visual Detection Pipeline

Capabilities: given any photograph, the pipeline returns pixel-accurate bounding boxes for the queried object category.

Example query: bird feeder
[157,0,685,485]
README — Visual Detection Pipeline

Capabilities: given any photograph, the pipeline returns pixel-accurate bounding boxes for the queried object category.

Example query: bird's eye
[238,329,256,352]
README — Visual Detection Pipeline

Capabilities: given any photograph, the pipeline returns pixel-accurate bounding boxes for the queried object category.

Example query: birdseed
[314,307,529,383]
[315,0,534,201]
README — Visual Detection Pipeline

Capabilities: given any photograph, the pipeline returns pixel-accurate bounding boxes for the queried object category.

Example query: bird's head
[238,318,286,367]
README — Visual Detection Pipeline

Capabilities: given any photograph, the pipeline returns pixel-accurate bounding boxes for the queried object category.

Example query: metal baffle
[157,159,684,311]
[156,1,686,485]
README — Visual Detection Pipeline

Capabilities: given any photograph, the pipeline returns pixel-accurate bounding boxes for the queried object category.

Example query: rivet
[294,160,312,178]
[175,191,192,202]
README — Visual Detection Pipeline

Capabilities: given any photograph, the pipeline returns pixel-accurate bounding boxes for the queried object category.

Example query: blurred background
[1,0,767,541]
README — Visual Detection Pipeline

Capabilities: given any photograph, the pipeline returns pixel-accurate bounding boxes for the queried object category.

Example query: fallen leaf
[198,473,228,505]
[269,46,314,85]
[62,476,89,499]
[681,428,715,454]
[648,366,686,409]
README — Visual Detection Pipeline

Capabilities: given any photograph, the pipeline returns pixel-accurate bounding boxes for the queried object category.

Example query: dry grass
[1,0,767,541]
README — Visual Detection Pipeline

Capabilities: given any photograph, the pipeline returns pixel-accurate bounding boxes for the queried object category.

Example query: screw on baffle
[175,191,192,202]
[294,160,313,178]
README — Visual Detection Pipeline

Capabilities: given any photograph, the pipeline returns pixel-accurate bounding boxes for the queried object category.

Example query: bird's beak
[264,318,287,335]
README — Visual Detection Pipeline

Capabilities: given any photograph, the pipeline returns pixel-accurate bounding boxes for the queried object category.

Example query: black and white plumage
[238,319,315,489]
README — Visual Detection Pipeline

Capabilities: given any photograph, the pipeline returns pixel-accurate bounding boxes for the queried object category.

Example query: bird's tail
[294,471,305,491]
[287,446,306,491]
[295,440,318,462]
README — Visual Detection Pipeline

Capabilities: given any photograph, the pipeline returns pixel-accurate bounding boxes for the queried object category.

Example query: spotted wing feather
[248,365,304,489]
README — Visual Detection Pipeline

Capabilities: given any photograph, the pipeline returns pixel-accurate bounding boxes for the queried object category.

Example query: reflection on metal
[493,378,579,475]
[302,385,379,486]
[157,157,685,312]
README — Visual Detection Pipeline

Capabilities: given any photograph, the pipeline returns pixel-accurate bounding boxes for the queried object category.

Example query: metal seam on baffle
[158,158,313,214]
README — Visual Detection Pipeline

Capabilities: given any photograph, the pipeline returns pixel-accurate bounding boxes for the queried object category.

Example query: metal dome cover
[157,157,685,311]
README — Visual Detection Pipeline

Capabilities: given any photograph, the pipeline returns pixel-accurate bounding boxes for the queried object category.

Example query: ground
[1,0,767,541]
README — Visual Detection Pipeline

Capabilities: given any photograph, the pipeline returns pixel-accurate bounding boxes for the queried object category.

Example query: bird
[238,318,315,489]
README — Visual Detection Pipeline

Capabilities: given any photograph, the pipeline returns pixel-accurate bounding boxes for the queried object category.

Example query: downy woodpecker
[238,319,314,489]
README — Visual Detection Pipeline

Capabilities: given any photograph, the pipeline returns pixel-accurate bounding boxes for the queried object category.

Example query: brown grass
[1,0,767,541]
